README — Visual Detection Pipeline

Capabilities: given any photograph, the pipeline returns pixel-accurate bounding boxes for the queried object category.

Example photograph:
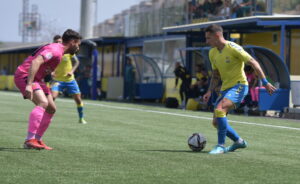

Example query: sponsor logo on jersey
[45,52,53,60]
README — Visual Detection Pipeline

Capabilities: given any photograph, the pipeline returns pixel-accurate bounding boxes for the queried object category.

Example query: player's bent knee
[46,101,56,114]
[46,105,56,114]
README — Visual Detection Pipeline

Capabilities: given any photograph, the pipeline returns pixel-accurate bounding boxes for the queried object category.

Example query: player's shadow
[0,147,38,152]
[133,149,209,154]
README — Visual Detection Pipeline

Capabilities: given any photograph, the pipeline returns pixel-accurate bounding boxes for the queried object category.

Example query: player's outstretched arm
[203,69,220,103]
[66,55,80,77]
[247,58,277,95]
[71,55,80,73]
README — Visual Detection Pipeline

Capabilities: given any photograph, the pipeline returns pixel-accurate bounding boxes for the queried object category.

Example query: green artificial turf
[0,91,299,184]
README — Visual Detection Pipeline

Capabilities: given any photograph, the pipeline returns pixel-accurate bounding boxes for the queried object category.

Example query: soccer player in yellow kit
[203,24,276,154]
[52,35,87,124]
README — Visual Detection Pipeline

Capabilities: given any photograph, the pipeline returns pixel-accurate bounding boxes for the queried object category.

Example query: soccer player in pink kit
[14,29,81,150]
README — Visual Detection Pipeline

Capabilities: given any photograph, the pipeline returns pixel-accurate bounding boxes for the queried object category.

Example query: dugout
[244,46,290,111]
[77,40,98,99]
[163,16,300,75]
[89,36,165,100]
[126,54,163,99]
[68,35,179,101]
[179,45,290,111]
[162,15,300,112]
[177,46,290,112]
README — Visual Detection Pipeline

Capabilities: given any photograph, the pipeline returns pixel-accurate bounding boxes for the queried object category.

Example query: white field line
[3,92,300,131]
[82,101,300,131]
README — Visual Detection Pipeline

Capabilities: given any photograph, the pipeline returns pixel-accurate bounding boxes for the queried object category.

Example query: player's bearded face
[68,40,81,54]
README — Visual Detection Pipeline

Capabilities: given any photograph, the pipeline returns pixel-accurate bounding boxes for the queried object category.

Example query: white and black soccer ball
[188,133,206,152]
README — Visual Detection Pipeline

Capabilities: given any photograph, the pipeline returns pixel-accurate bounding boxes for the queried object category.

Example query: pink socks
[26,106,54,141]
[36,111,54,140]
[27,106,45,140]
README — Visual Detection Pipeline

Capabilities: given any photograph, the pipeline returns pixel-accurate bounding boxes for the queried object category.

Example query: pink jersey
[15,43,64,81]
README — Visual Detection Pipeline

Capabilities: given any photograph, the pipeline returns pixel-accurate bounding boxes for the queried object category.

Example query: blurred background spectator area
[189,0,268,23]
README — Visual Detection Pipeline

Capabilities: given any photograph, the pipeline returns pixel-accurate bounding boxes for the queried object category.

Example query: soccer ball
[188,133,206,152]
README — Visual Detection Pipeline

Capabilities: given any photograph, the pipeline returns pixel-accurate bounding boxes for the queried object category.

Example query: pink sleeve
[39,49,55,63]
[40,45,62,63]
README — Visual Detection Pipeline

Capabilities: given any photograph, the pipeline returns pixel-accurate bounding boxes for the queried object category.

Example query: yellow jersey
[54,54,75,82]
[209,41,252,91]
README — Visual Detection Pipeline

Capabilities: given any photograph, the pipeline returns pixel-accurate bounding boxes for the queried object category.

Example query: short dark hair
[53,35,61,42]
[204,24,223,34]
[62,29,82,43]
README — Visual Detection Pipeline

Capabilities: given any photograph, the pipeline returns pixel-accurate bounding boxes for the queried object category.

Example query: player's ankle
[236,138,244,144]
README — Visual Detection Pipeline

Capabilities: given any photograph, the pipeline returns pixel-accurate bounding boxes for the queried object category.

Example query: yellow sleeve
[231,44,252,63]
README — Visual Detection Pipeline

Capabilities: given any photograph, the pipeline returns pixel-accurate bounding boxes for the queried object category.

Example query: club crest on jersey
[45,53,53,60]
[225,56,230,63]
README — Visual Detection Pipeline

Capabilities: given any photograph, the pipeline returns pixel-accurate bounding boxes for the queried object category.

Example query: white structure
[80,0,97,39]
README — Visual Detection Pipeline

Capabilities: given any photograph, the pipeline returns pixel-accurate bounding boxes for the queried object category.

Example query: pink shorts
[14,73,50,99]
